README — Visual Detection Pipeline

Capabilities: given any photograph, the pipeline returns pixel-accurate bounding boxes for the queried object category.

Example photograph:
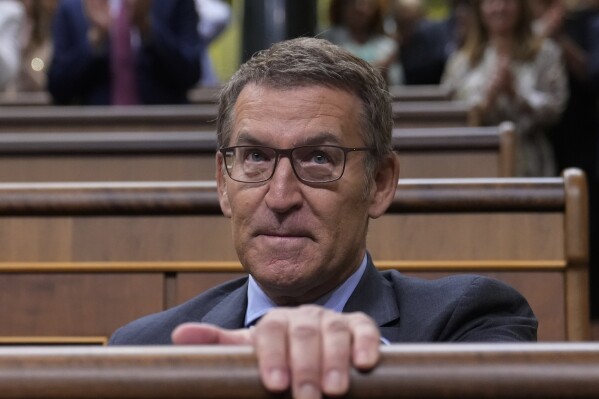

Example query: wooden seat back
[0,169,587,342]
[0,123,514,182]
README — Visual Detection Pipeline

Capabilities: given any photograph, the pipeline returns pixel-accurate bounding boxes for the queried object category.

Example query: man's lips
[254,229,314,240]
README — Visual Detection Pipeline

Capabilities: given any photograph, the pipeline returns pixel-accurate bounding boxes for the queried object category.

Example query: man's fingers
[348,313,381,369]
[321,312,351,396]
[171,323,251,345]
[173,309,381,399]
[288,306,323,399]
[254,311,290,393]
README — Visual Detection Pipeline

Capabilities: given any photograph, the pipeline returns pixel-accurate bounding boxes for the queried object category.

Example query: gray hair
[216,37,393,180]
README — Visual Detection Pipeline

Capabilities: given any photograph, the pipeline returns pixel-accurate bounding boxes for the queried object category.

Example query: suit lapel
[343,256,402,339]
[197,259,403,339]
[201,280,249,329]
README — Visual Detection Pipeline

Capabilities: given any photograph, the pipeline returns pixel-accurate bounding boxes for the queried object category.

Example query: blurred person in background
[6,0,58,93]
[48,0,201,105]
[531,0,598,176]
[443,0,474,56]
[321,0,397,83]
[0,0,25,90]
[442,0,567,177]
[195,0,231,86]
[392,0,472,85]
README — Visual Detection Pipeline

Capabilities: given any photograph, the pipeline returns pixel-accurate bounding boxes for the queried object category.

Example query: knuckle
[297,304,325,317]
[323,317,349,334]
[290,324,320,340]
[257,317,287,332]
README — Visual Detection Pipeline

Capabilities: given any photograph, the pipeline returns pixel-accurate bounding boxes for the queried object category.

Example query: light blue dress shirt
[244,253,368,327]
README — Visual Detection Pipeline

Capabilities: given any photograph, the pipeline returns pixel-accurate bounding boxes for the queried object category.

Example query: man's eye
[244,149,270,162]
[310,151,331,164]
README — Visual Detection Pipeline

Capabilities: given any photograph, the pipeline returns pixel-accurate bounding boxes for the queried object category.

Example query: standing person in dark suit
[109,37,537,399]
[48,0,201,105]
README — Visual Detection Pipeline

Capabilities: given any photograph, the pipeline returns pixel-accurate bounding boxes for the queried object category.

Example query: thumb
[171,323,252,345]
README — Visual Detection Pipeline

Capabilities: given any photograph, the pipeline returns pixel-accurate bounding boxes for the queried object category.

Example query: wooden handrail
[187,85,452,104]
[0,259,568,273]
[0,102,470,130]
[1,344,599,398]
[0,126,503,154]
[0,177,568,215]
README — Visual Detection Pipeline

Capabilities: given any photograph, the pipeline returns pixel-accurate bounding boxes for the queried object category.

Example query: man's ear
[368,152,400,219]
[216,153,232,218]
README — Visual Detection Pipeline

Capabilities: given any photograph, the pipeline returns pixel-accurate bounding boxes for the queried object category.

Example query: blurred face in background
[393,0,424,39]
[344,0,379,34]
[481,0,521,37]
[452,0,473,47]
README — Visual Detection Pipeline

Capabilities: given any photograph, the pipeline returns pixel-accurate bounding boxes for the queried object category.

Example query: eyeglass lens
[223,146,347,183]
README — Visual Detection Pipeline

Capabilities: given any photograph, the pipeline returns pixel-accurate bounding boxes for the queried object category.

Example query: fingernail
[267,368,287,391]
[325,370,345,394]
[297,383,320,399]
[355,350,372,366]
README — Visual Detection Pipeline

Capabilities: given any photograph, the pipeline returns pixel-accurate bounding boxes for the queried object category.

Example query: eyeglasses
[219,145,374,183]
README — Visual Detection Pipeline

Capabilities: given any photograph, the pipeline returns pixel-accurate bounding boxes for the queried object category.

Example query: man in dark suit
[48,0,201,105]
[109,37,537,399]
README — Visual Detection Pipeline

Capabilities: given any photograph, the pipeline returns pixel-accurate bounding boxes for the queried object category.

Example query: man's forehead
[229,84,363,145]
[232,83,362,115]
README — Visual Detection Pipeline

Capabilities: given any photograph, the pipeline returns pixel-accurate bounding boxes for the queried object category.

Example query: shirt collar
[244,254,368,327]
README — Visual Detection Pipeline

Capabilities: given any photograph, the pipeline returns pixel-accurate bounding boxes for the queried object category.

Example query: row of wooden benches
[0,124,515,181]
[0,169,588,343]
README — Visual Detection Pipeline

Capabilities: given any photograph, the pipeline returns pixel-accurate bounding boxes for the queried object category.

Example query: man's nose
[264,156,303,213]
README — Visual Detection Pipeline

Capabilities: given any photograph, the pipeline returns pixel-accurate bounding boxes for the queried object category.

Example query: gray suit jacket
[109,256,537,344]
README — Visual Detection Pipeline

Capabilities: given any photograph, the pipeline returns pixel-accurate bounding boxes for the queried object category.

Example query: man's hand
[172,305,381,399]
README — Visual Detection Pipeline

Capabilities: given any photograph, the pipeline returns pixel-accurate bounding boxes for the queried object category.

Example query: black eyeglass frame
[219,145,375,184]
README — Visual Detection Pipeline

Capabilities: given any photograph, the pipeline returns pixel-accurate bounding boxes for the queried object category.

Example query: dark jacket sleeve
[139,0,201,93]
[437,276,538,342]
[589,15,599,93]
[47,0,110,104]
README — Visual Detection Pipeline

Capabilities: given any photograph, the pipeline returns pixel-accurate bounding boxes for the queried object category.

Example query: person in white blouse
[194,0,231,86]
[442,0,568,177]
[0,0,25,90]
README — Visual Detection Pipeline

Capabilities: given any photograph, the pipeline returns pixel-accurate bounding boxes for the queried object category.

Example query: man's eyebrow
[232,131,343,146]
[232,133,271,146]
[298,132,342,146]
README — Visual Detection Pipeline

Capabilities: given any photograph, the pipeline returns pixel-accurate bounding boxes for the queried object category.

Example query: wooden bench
[0,123,515,182]
[0,91,51,106]
[0,102,472,132]
[0,85,450,107]
[0,169,587,342]
[0,344,598,398]
[187,84,451,104]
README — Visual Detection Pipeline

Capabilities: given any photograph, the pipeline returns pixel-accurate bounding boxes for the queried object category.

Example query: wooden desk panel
[0,273,164,337]
[369,212,565,261]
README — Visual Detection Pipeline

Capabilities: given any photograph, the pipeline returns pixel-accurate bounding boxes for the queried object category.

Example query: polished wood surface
[0,85,450,107]
[0,102,472,132]
[0,344,599,398]
[187,84,451,104]
[0,124,514,181]
[0,169,588,342]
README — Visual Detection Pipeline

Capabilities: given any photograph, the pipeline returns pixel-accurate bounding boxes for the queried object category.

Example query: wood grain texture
[0,344,598,398]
